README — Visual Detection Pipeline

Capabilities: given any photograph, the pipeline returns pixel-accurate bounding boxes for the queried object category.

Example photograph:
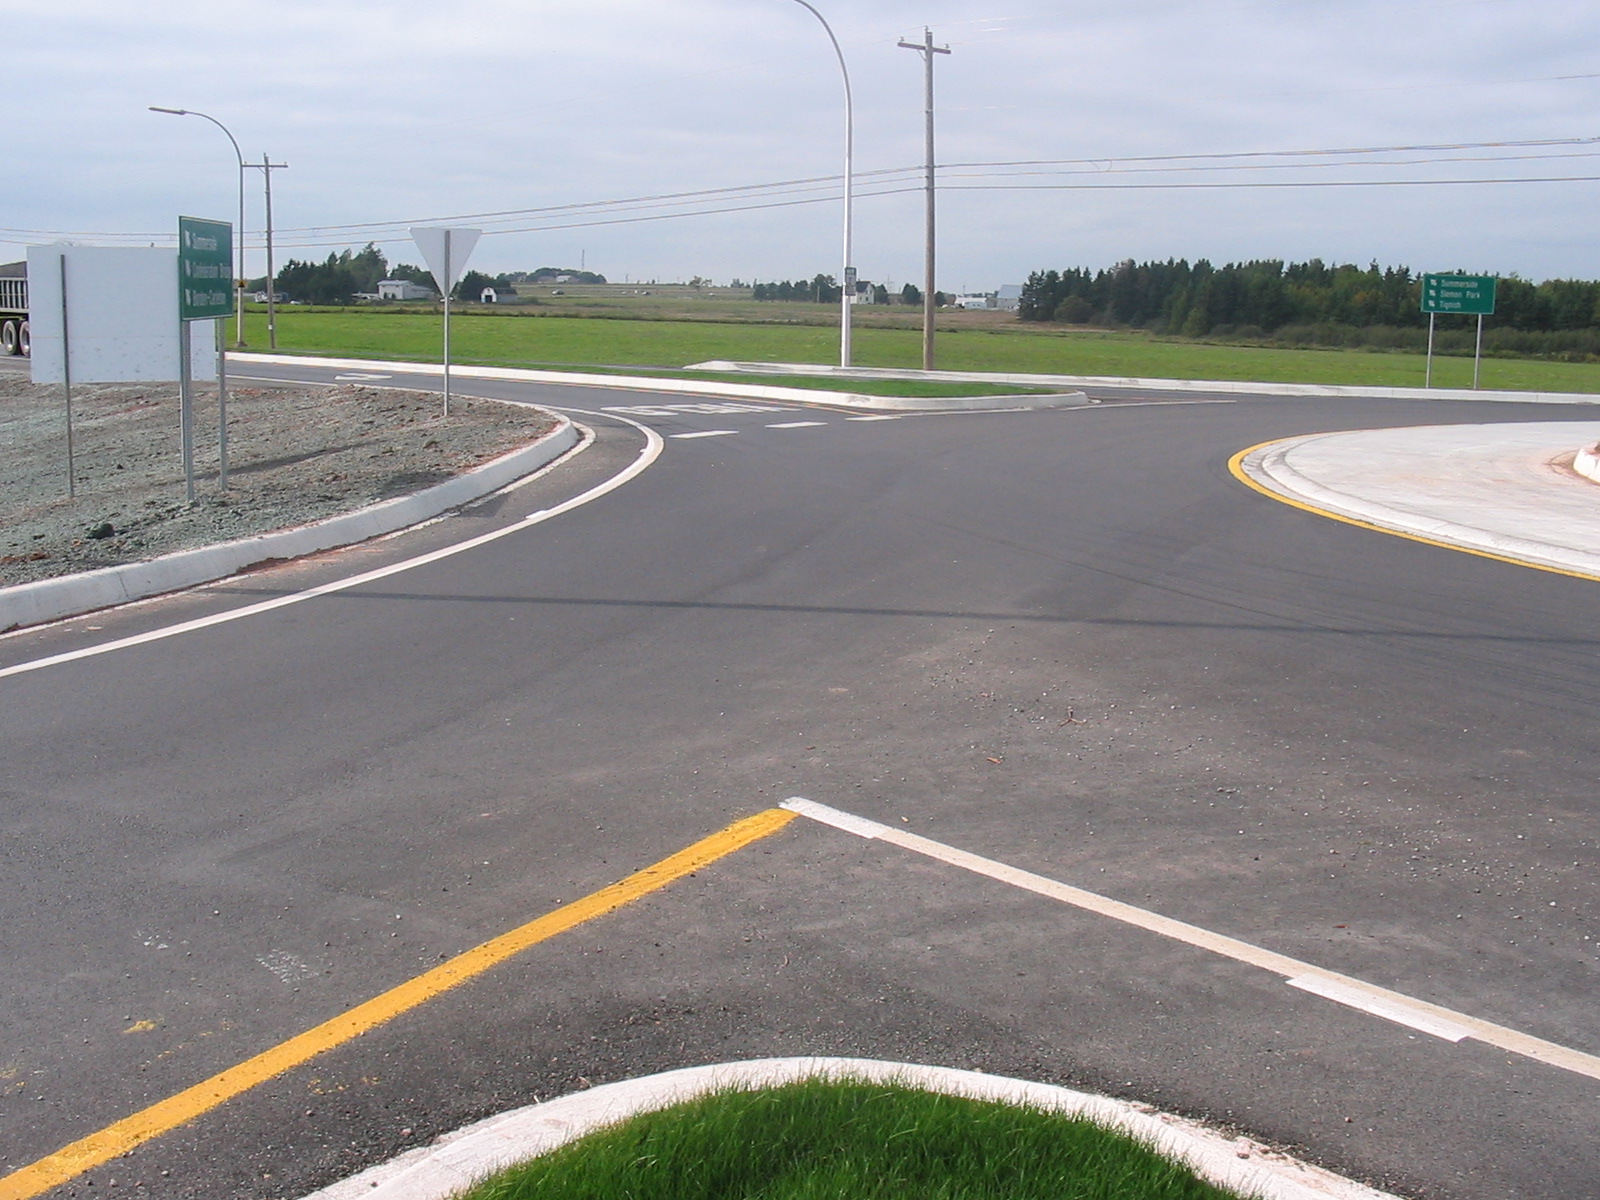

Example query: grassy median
[456,1078,1255,1200]
[234,304,1600,394]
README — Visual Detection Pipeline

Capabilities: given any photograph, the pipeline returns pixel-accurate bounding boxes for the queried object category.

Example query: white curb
[692,360,1600,406]
[0,418,580,633]
[301,1058,1398,1200]
[1576,442,1600,484]
[232,353,1090,411]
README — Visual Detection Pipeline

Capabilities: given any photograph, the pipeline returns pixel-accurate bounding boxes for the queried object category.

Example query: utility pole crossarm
[898,28,950,372]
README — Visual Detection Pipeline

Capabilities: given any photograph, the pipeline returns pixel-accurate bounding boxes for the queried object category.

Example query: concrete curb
[1576,442,1600,485]
[300,1058,1398,1200]
[1241,433,1600,578]
[0,418,580,633]
[693,359,1600,405]
[233,353,1091,411]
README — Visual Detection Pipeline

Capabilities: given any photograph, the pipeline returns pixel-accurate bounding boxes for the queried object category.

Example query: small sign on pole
[178,216,234,500]
[410,226,482,417]
[1420,273,1496,390]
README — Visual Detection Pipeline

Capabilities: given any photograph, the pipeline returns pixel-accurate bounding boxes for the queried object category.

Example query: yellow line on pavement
[0,808,797,1200]
[1228,439,1600,584]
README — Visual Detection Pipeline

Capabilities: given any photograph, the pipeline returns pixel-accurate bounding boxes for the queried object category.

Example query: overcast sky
[6,0,1598,290]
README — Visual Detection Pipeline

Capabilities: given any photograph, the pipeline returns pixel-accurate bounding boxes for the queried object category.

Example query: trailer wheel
[0,319,16,356]
[17,319,27,357]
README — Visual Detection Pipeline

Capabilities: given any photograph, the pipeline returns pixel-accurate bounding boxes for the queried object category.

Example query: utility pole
[247,154,289,350]
[899,27,950,372]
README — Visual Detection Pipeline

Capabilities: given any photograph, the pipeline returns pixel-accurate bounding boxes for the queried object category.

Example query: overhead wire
[3,135,1597,250]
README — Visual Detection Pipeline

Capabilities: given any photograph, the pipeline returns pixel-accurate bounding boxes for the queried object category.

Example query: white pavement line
[780,798,1600,1083]
[846,414,902,421]
[766,420,828,428]
[1287,976,1471,1043]
[669,429,738,439]
[301,1058,1400,1200]
[0,415,664,680]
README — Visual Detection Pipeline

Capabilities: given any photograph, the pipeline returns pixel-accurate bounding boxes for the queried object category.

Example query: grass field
[455,1078,1251,1200]
[234,302,1600,394]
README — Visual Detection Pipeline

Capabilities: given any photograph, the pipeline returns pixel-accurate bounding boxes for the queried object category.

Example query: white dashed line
[780,797,1600,1081]
[846,414,903,422]
[766,421,828,429]
[668,430,740,439]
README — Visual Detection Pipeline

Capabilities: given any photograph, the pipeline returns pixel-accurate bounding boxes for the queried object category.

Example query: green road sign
[178,216,233,321]
[1421,273,1496,316]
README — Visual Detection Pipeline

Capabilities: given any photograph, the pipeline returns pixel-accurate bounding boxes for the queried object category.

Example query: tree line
[262,247,608,306]
[1018,259,1600,358]
[752,277,938,306]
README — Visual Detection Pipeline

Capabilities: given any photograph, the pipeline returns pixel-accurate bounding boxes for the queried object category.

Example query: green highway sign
[178,216,234,321]
[1421,273,1496,316]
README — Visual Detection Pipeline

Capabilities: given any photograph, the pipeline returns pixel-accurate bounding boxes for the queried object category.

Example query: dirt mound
[0,373,557,588]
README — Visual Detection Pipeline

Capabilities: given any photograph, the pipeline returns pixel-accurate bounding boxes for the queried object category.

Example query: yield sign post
[410,227,481,417]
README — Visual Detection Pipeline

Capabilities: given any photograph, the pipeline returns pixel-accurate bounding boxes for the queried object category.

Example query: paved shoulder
[1235,421,1600,579]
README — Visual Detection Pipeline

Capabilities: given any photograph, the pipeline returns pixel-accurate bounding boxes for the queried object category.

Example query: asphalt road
[3,363,1598,1200]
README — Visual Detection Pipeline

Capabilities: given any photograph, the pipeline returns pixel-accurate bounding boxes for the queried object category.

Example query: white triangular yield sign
[409,227,482,294]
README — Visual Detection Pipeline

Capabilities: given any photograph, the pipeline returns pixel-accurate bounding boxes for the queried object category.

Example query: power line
[4,135,1597,249]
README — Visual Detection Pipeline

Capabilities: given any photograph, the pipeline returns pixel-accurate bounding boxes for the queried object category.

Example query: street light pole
[898,29,950,372]
[787,0,854,368]
[148,106,246,349]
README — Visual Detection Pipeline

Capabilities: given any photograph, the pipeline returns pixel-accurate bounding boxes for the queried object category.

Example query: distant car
[550,289,564,295]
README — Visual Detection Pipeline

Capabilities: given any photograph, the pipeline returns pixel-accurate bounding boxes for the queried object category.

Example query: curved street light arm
[149,106,247,348]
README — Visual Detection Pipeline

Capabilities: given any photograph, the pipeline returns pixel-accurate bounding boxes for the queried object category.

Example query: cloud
[6,0,1599,286]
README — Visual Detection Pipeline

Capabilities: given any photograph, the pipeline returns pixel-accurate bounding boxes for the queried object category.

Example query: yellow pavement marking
[0,808,796,1200]
[1228,439,1600,584]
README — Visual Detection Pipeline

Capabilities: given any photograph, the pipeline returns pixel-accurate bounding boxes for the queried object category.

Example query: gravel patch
[0,375,557,588]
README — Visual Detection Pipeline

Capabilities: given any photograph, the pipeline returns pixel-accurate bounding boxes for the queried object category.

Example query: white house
[481,286,520,304]
[377,279,436,301]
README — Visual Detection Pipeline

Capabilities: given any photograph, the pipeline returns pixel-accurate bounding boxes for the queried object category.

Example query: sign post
[178,216,234,499]
[410,226,482,417]
[1420,274,1496,389]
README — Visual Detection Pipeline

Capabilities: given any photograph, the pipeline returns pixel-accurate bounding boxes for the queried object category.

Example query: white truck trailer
[0,261,27,356]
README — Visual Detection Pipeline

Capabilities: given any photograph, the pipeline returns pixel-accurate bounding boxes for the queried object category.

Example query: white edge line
[668,429,739,439]
[779,798,1600,1082]
[301,1057,1401,1200]
[0,413,664,680]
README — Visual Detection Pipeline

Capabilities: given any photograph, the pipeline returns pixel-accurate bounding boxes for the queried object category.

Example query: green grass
[232,306,1600,395]
[454,1078,1254,1200]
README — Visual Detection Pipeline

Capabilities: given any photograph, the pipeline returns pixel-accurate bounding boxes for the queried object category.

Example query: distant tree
[811,273,840,303]
[275,246,388,305]
[348,243,389,293]
[900,282,922,306]
[872,283,890,305]
[454,270,496,301]
[1053,295,1093,324]
[529,267,607,284]
[390,262,432,285]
